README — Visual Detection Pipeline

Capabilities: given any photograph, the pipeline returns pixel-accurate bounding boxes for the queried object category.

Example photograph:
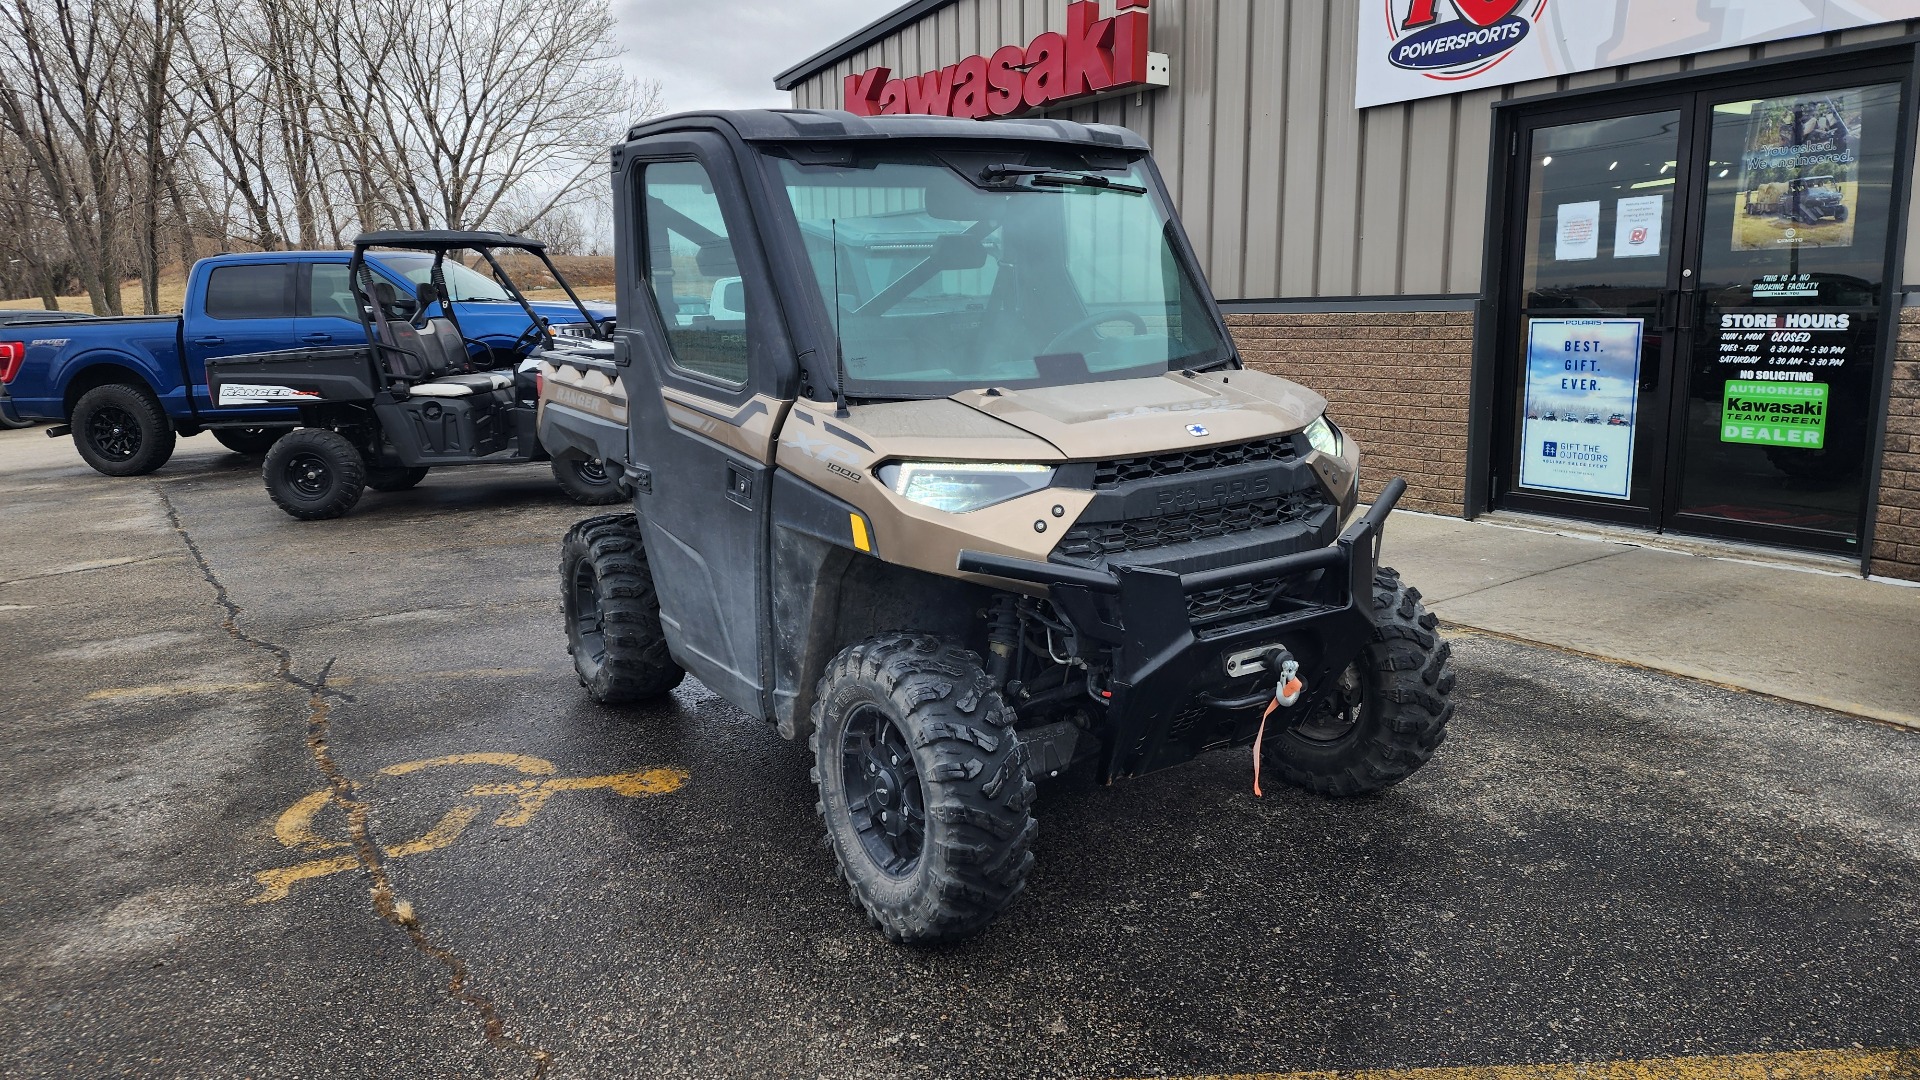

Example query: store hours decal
[1519,319,1642,500]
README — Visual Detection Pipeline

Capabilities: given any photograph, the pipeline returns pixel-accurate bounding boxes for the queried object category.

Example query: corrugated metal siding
[790,1,1920,299]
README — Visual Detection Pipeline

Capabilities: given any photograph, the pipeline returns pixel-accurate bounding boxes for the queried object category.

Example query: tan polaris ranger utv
[559,110,1455,945]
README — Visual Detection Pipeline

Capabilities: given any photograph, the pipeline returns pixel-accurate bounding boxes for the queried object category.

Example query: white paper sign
[1357,1,1920,110]
[1613,195,1664,258]
[1555,201,1600,261]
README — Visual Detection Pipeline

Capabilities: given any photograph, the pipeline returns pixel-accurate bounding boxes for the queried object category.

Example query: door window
[640,161,751,387]
[305,263,357,320]
[205,263,295,321]
[1512,111,1683,510]
[1674,81,1903,543]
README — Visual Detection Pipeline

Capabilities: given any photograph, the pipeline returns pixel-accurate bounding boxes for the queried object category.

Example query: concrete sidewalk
[1380,510,1920,730]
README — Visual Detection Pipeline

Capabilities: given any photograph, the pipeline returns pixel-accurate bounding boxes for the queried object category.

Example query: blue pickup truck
[0,250,609,475]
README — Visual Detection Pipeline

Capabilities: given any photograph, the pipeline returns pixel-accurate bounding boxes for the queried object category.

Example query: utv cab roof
[620,108,1150,154]
[352,230,547,252]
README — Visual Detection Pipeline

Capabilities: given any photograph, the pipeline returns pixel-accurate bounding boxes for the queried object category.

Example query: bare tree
[0,0,139,313]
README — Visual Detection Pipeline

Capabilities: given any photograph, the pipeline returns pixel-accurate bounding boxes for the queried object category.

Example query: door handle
[300,332,332,344]
[193,335,225,346]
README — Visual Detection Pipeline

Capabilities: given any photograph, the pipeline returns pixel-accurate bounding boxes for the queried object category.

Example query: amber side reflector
[849,513,871,553]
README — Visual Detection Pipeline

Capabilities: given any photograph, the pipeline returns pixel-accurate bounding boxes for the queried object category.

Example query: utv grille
[1185,576,1285,624]
[1055,491,1326,559]
[1092,437,1297,489]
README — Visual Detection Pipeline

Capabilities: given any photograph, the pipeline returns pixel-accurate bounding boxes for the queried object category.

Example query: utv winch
[558,110,1456,945]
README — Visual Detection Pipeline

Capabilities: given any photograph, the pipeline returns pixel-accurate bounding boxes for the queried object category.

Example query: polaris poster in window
[1732,92,1863,252]
[1518,318,1643,500]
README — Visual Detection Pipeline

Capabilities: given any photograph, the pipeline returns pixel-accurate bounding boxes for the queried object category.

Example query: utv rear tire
[560,513,683,703]
[366,466,430,492]
[551,455,625,505]
[72,383,176,476]
[262,429,366,520]
[810,634,1036,945]
[1262,567,1454,797]
[212,426,291,456]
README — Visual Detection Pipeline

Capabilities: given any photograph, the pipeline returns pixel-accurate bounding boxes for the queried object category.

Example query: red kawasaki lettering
[842,67,890,117]
[1064,1,1114,98]
[1110,9,1149,85]
[1022,32,1066,109]
[949,55,991,120]
[987,45,1026,116]
[904,65,957,116]
[878,79,906,115]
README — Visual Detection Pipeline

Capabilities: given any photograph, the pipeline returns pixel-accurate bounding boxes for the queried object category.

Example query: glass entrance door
[1498,70,1908,555]
[1506,107,1690,526]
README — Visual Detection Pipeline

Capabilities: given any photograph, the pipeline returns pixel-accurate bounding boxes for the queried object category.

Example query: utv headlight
[879,461,1055,513]
[1304,415,1342,457]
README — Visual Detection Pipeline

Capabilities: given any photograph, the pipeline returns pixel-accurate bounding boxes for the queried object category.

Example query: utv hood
[946,370,1327,460]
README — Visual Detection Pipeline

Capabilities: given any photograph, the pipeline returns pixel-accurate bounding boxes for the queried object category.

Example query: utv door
[615,135,793,716]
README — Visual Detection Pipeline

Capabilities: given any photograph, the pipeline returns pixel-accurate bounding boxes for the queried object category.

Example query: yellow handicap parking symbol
[251,752,686,903]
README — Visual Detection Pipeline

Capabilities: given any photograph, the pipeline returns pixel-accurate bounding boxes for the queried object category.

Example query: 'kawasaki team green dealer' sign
[1721,381,1828,448]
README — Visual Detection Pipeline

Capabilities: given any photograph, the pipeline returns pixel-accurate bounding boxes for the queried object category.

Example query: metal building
[777,0,1920,581]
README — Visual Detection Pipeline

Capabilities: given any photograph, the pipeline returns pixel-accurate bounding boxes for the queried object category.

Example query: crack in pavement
[157,486,553,1079]
[1418,547,1631,606]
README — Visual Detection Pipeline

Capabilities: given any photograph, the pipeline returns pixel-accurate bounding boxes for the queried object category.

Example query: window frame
[637,158,754,392]
[203,261,297,322]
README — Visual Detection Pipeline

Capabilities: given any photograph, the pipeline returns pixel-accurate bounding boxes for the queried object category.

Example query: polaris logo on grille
[1187,424,1209,437]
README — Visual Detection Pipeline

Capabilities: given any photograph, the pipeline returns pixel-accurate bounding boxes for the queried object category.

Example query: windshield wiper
[979,163,1146,195]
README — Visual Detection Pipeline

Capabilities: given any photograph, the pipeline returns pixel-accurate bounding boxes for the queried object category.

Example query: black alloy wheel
[839,704,928,876]
[71,383,176,476]
[87,405,141,462]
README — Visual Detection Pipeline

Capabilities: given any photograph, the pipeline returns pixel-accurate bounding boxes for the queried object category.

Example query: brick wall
[1871,312,1920,581]
[1227,310,1474,516]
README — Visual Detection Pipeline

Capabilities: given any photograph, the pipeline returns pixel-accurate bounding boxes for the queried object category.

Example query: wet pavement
[3,425,1917,1079]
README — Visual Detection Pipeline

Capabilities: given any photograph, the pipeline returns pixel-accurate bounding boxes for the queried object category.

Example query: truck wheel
[560,513,683,703]
[366,466,430,492]
[212,426,291,456]
[809,634,1036,945]
[262,429,367,520]
[551,456,625,505]
[1262,567,1454,798]
[72,384,176,476]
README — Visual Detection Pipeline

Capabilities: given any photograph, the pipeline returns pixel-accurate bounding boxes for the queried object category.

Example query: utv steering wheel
[1039,309,1148,356]
[507,322,549,357]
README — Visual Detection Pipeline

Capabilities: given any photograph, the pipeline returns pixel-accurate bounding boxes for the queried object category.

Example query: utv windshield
[775,154,1230,397]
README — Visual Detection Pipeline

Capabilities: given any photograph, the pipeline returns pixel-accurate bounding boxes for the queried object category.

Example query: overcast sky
[612,0,905,113]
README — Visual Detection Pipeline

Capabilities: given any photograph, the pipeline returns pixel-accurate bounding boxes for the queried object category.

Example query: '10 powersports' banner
[1359,1,1920,110]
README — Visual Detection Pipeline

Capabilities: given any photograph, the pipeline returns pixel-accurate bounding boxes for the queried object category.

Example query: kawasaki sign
[843,0,1170,119]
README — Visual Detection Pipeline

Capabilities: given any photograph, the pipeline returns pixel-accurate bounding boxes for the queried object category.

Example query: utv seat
[369,282,513,398]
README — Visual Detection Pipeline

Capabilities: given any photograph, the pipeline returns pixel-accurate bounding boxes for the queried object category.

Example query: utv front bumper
[958,478,1407,781]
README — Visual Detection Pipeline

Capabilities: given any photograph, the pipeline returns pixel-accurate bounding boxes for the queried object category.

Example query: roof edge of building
[773,0,961,92]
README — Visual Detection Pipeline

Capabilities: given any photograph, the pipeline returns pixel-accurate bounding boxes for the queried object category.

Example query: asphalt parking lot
[3,426,1919,1080]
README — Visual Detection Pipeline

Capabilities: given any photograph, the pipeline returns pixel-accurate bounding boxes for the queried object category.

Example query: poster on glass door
[1732,91,1863,252]
[1519,319,1643,500]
